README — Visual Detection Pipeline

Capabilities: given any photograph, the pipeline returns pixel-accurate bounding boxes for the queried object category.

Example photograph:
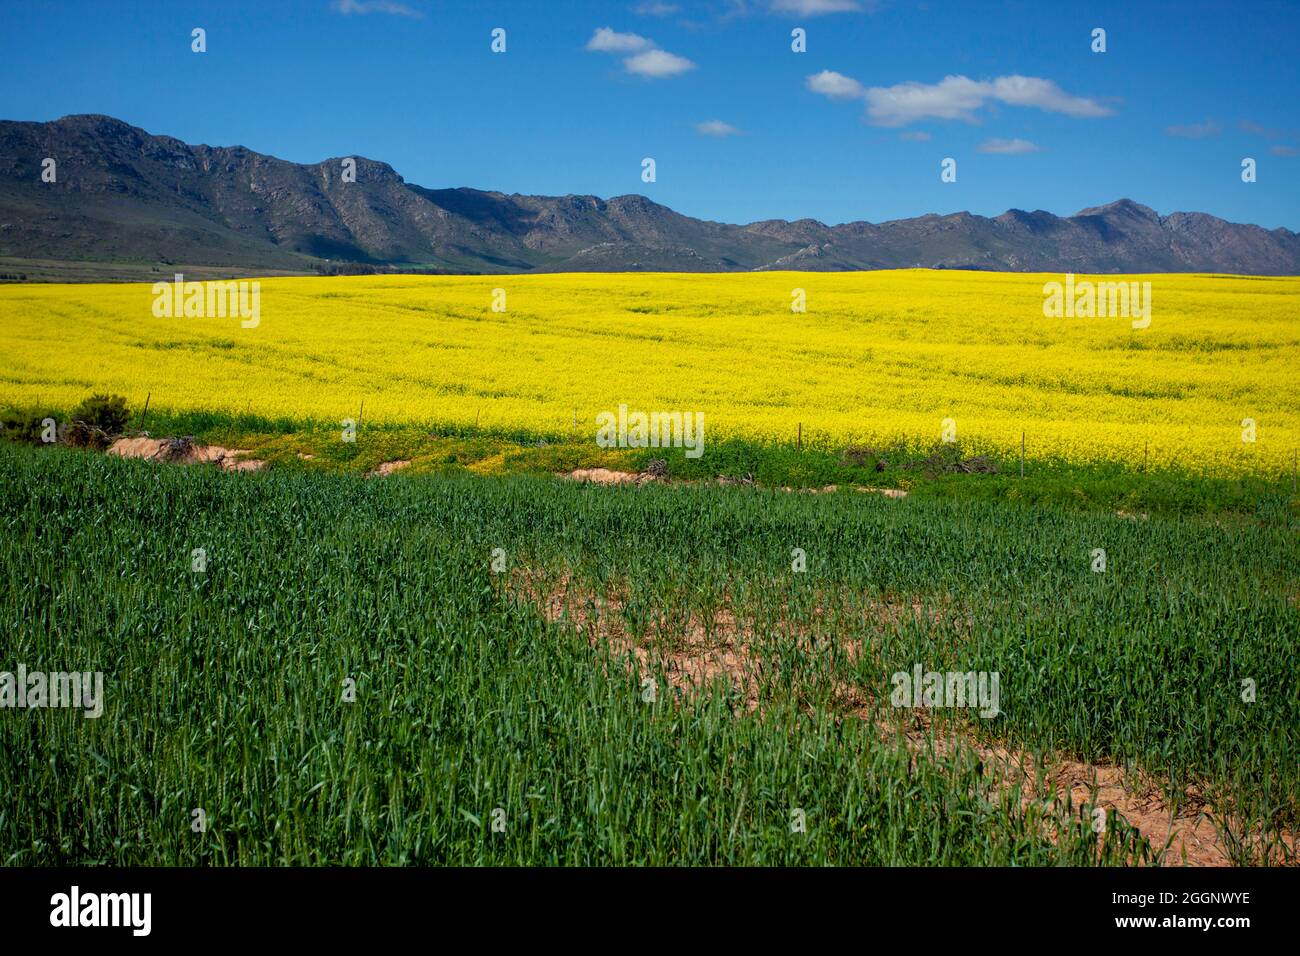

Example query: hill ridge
[1,113,1297,276]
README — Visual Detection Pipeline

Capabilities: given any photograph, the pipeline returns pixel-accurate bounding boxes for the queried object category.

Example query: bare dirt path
[511,567,1291,867]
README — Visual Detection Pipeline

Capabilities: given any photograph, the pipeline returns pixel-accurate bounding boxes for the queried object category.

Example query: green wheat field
[1,442,1295,865]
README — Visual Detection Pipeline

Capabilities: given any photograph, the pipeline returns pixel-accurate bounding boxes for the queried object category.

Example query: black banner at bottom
[0,865,1281,941]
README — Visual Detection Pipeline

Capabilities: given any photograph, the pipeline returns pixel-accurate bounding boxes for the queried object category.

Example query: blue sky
[1,0,1297,228]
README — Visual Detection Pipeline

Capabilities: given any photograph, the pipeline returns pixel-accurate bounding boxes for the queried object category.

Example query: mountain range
[1,114,1298,277]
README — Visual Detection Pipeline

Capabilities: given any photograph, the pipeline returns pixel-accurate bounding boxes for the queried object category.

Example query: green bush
[0,408,61,445]
[64,393,131,449]
[71,393,130,434]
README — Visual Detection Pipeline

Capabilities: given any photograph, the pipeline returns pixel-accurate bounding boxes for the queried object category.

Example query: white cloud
[696,119,742,137]
[586,27,694,79]
[624,48,697,78]
[1240,119,1283,139]
[805,70,865,99]
[1271,145,1300,156]
[865,75,990,125]
[806,71,1113,127]
[633,2,680,15]
[977,137,1042,154]
[987,76,1111,119]
[586,27,652,52]
[1165,120,1221,139]
[770,0,863,14]
[330,0,422,17]
[899,130,931,142]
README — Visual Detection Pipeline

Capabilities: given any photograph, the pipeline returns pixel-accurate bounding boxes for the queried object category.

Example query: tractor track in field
[509,566,1295,868]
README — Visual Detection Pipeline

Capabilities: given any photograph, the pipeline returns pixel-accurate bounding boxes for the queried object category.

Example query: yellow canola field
[0,270,1295,475]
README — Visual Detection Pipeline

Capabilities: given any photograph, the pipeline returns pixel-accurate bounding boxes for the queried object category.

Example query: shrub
[0,408,61,445]
[62,393,131,450]
[71,393,130,435]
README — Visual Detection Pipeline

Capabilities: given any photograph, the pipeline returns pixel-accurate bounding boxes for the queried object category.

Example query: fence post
[797,422,802,452]
[1020,431,1024,478]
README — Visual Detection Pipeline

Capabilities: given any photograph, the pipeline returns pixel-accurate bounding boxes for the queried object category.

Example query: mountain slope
[1,114,1297,276]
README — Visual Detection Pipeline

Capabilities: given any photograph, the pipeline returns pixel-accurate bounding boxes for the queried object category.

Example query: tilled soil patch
[108,436,265,472]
